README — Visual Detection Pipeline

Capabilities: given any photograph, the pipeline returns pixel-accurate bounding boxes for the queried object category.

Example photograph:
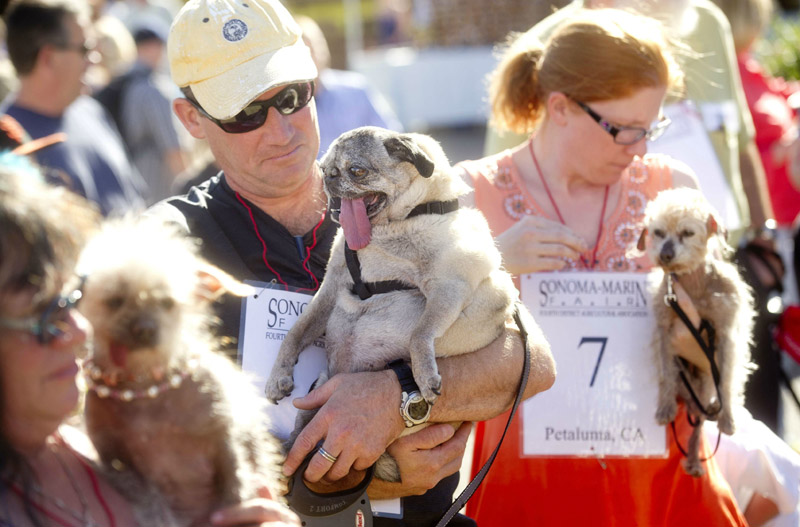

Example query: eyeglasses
[186,81,315,134]
[572,98,671,145]
[54,42,92,58]
[0,276,85,345]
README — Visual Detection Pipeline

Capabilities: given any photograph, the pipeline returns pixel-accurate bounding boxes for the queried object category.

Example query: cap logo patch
[222,19,248,42]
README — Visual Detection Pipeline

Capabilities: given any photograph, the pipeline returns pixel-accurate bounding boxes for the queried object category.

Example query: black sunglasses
[54,41,92,58]
[572,98,671,145]
[0,276,85,345]
[186,81,315,134]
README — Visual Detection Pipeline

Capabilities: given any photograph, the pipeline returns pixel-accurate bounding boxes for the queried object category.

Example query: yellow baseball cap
[168,0,317,120]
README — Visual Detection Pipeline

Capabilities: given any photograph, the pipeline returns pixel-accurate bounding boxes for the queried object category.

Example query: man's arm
[283,320,555,483]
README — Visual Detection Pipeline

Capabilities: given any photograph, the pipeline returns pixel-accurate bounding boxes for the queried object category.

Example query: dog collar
[83,358,198,401]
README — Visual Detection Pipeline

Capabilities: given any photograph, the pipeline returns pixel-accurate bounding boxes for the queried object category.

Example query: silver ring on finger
[317,446,338,464]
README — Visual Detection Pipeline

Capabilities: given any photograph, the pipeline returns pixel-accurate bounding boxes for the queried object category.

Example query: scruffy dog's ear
[384,135,435,178]
[636,227,648,252]
[196,263,254,303]
[706,214,727,241]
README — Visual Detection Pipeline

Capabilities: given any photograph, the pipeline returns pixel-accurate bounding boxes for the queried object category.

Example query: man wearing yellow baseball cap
[154,0,556,525]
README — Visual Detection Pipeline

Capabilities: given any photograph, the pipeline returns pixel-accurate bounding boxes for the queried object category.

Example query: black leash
[344,199,459,300]
[434,303,531,527]
[669,415,722,461]
[664,274,723,419]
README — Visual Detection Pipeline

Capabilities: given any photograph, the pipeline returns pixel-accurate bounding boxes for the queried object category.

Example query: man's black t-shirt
[155,174,476,527]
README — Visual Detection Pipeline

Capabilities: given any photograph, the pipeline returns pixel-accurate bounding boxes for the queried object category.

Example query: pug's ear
[636,227,648,252]
[384,135,435,178]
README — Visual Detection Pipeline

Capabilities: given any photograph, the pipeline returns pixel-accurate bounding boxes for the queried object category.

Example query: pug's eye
[105,296,124,311]
[349,166,367,178]
[653,229,666,239]
[160,297,175,310]
[680,229,694,238]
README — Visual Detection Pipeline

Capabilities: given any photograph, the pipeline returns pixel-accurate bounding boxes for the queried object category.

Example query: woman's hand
[495,216,588,275]
[668,280,710,373]
[210,488,301,526]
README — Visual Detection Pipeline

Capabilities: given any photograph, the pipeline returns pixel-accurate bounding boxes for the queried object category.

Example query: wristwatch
[386,359,431,428]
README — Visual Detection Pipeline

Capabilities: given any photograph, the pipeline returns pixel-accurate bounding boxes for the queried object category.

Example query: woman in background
[456,9,746,526]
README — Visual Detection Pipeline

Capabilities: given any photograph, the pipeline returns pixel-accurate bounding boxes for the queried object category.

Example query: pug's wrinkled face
[320,126,435,250]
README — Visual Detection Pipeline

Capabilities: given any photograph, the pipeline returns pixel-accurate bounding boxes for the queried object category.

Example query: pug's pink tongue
[110,342,128,368]
[339,198,372,250]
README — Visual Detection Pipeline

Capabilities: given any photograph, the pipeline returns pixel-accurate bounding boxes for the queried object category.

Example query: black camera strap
[434,302,531,527]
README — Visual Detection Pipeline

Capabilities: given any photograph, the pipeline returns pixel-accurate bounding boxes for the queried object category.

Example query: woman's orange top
[456,150,747,527]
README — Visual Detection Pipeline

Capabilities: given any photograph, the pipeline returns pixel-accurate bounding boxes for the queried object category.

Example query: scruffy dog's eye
[160,297,175,310]
[105,296,124,310]
[681,230,694,238]
[653,229,666,239]
[349,166,367,178]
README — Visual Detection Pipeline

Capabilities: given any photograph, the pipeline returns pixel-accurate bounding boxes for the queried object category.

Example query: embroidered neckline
[84,358,198,401]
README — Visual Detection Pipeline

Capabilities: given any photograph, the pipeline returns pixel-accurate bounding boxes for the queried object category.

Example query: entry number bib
[520,272,667,457]
[239,282,327,440]
[238,282,401,517]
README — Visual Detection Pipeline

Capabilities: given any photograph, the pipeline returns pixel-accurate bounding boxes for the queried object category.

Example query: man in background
[3,0,145,215]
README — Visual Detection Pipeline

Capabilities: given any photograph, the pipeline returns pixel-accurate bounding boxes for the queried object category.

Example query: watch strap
[386,359,419,394]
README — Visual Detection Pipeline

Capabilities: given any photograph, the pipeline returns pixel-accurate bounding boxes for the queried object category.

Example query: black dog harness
[344,199,459,300]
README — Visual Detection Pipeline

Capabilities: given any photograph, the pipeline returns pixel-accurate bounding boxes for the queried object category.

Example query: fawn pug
[265,126,548,481]
[78,217,283,526]
[637,187,754,477]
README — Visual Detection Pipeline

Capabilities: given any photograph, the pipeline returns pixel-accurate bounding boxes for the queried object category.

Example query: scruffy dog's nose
[660,240,675,264]
[131,317,158,348]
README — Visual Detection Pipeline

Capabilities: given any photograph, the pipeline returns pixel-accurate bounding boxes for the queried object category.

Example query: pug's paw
[419,373,442,404]
[410,354,441,404]
[264,368,294,403]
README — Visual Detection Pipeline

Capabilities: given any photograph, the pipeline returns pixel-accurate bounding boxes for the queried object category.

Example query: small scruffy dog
[638,188,754,477]
[78,217,283,527]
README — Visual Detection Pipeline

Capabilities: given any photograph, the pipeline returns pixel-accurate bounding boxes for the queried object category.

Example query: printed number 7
[579,337,608,387]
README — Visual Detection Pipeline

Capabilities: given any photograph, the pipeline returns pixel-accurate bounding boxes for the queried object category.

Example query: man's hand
[369,422,473,499]
[283,370,406,482]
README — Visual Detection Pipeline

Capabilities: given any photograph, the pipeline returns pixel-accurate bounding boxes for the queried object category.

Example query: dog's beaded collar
[83,358,198,401]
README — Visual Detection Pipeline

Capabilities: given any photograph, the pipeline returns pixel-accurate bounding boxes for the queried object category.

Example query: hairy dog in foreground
[79,217,283,526]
